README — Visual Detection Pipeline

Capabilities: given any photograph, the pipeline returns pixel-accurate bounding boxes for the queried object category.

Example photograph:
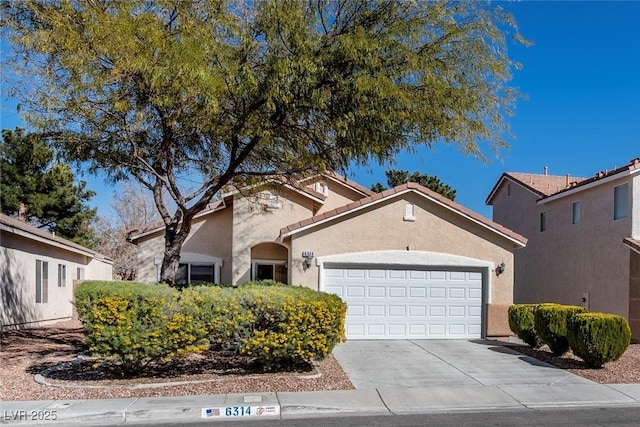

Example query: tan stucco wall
[1,231,112,328]
[136,206,234,284]
[492,175,635,320]
[314,179,368,214]
[286,193,517,336]
[232,190,313,284]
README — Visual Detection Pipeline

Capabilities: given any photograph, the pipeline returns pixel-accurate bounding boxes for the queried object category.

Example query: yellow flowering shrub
[74,281,209,375]
[233,283,347,370]
[75,281,347,374]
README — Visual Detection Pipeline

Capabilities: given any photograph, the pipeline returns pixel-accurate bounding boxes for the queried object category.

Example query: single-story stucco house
[0,213,113,329]
[129,173,527,340]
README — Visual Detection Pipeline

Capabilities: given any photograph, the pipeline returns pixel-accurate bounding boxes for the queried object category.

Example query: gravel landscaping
[0,321,353,401]
[2,321,639,401]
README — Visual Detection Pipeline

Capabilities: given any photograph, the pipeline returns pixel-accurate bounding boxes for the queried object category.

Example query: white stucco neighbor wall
[0,228,112,329]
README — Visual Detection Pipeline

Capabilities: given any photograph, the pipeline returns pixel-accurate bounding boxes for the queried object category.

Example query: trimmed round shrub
[567,313,631,368]
[508,304,543,348]
[534,304,587,356]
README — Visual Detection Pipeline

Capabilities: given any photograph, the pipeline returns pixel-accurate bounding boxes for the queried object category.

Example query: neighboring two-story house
[486,158,640,338]
[0,213,113,329]
[130,173,527,341]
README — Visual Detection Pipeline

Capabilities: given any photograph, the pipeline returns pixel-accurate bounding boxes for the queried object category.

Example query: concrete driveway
[332,340,593,389]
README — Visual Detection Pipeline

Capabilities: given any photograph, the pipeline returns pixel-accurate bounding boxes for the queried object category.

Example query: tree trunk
[159,225,188,285]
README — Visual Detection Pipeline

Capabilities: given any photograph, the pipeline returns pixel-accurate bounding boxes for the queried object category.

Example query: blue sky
[2,1,639,219]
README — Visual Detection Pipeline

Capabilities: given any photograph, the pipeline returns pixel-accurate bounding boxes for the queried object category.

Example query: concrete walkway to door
[332,339,593,389]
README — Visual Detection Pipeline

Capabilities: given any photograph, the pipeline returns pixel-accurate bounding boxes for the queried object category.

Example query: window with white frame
[77,267,85,280]
[173,253,222,285]
[36,260,49,303]
[58,264,66,287]
[572,201,581,225]
[177,263,215,285]
[614,183,629,220]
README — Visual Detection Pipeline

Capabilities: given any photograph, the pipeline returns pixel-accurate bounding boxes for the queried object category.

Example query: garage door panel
[449,271,466,281]
[346,286,365,297]
[429,271,446,280]
[429,287,446,299]
[348,305,365,316]
[389,324,406,336]
[325,266,483,339]
[469,288,482,299]
[430,306,446,317]
[389,270,407,279]
[449,306,466,317]
[368,324,385,335]
[368,305,385,316]
[389,287,406,298]
[368,287,386,298]
[368,269,386,279]
[388,305,406,316]
[409,306,426,316]
[449,288,466,299]
[409,270,427,280]
[409,287,426,298]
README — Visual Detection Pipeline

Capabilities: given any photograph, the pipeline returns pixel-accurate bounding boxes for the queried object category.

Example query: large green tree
[371,170,457,200]
[2,0,525,284]
[0,128,97,247]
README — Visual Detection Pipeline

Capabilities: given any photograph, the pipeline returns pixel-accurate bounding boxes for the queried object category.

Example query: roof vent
[543,166,548,176]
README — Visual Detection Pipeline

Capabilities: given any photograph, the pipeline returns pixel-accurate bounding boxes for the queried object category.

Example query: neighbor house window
[507,182,512,196]
[539,212,546,232]
[76,267,85,280]
[572,202,581,225]
[58,264,66,287]
[176,263,215,285]
[614,183,629,220]
[36,260,49,303]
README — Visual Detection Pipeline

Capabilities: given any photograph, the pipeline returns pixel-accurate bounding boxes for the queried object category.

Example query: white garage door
[324,266,483,339]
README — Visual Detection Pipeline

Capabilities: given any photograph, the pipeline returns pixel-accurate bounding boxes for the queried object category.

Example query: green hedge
[534,304,587,356]
[567,313,631,368]
[508,304,543,348]
[75,281,346,373]
[74,281,209,374]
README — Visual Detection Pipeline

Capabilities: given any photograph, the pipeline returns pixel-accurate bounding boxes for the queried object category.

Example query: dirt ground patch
[0,321,353,401]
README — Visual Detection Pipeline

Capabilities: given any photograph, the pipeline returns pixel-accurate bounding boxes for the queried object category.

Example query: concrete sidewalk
[2,383,640,425]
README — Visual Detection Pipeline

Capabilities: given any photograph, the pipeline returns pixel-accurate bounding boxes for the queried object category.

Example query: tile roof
[322,171,376,197]
[128,172,370,242]
[486,157,640,205]
[280,182,527,247]
[507,173,587,196]
[0,213,112,262]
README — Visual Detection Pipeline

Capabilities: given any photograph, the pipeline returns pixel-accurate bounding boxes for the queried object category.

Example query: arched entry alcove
[250,242,288,284]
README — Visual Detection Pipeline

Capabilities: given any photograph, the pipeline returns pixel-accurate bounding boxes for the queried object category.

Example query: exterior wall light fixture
[302,251,315,269]
[496,261,506,276]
